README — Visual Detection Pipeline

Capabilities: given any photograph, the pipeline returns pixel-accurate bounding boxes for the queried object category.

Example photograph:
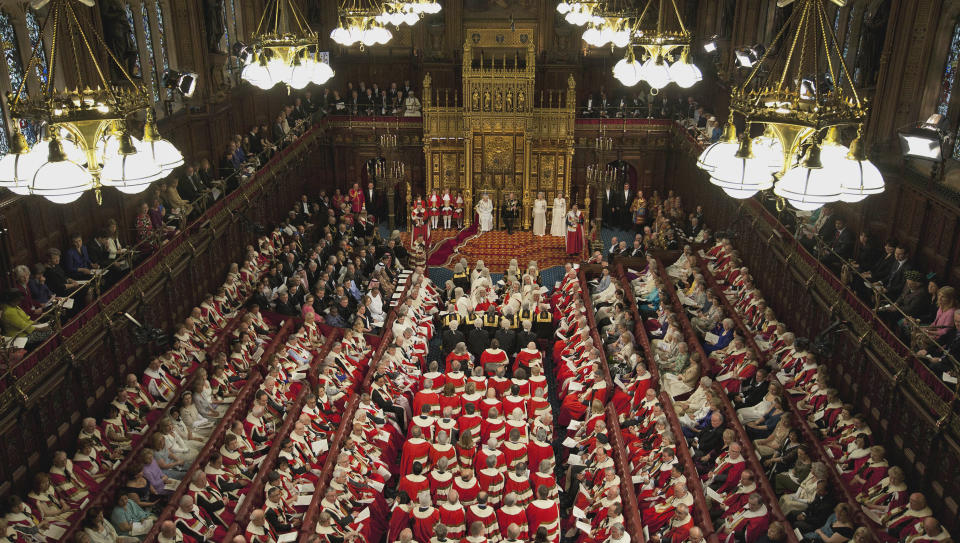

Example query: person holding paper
[245,509,279,543]
[110,494,156,539]
[0,289,53,346]
[83,505,137,543]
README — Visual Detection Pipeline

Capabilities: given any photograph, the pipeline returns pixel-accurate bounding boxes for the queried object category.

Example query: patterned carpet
[437,230,572,270]
[397,229,459,248]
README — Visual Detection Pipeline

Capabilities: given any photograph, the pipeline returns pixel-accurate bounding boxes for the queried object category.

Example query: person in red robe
[453,468,481,507]
[503,464,534,507]
[703,443,747,495]
[476,455,505,506]
[526,486,561,542]
[497,492,530,540]
[438,489,467,540]
[387,494,413,543]
[410,493,441,543]
[349,182,364,213]
[720,494,769,543]
[397,463,431,504]
[466,492,500,540]
[656,505,695,543]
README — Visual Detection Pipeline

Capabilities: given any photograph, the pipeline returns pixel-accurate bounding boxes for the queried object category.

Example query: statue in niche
[857,0,891,87]
[100,0,139,82]
[204,0,226,54]
[483,91,492,111]
[505,91,513,112]
[517,91,525,111]
[472,90,480,111]
[494,91,503,111]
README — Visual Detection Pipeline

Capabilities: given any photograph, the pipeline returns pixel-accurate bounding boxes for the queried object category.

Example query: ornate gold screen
[422,23,576,228]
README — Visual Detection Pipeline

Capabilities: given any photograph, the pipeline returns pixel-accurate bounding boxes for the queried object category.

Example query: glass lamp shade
[696,124,738,172]
[709,137,774,198]
[288,59,314,90]
[774,165,843,211]
[402,11,420,24]
[101,150,165,193]
[641,57,672,90]
[0,147,46,190]
[582,26,602,46]
[751,132,784,172]
[312,60,335,85]
[838,137,884,202]
[27,159,94,203]
[557,1,572,13]
[669,58,702,88]
[266,57,292,84]
[141,137,185,174]
[242,62,274,89]
[330,26,353,45]
[721,186,762,199]
[611,30,630,48]
[613,55,643,87]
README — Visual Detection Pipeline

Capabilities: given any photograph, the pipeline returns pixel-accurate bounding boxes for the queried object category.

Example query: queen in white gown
[550,195,567,237]
[476,194,494,231]
[532,192,547,236]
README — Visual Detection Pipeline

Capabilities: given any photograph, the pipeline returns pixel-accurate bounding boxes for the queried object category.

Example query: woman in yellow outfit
[0,289,52,347]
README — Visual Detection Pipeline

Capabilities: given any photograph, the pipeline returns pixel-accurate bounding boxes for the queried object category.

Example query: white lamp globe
[721,186,762,199]
[669,56,702,88]
[402,11,419,24]
[0,136,45,191]
[611,30,630,48]
[242,61,272,89]
[641,56,672,90]
[557,1,571,13]
[6,143,50,194]
[27,140,94,204]
[141,138,185,175]
[709,137,775,197]
[751,129,785,172]
[613,52,643,87]
[330,26,352,45]
[697,123,738,172]
[312,60,335,85]
[838,136,884,202]
[773,144,843,210]
[582,26,602,46]
[288,59,314,90]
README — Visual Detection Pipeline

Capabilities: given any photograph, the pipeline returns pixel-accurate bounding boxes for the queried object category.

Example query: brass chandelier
[239,0,334,90]
[331,0,441,48]
[0,0,183,204]
[697,0,883,208]
[559,0,701,91]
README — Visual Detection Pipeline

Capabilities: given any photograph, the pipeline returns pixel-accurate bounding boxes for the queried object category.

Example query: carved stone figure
[99,0,138,82]
[205,0,226,54]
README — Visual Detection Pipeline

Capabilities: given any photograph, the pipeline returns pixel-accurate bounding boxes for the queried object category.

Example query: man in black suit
[441,320,466,356]
[617,182,633,229]
[88,230,113,269]
[789,479,837,533]
[822,217,855,273]
[691,412,726,468]
[272,291,298,316]
[879,245,912,300]
[881,271,931,331]
[734,367,771,409]
[494,318,518,356]
[467,320,491,359]
[602,185,617,227]
[365,182,378,219]
[371,372,406,426]
[629,239,645,257]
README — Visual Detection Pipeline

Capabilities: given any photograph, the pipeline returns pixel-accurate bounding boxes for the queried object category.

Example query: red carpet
[436,230,571,270]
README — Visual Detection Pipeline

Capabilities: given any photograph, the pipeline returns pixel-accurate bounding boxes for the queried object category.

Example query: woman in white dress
[550,194,567,237]
[532,192,548,236]
[476,194,494,232]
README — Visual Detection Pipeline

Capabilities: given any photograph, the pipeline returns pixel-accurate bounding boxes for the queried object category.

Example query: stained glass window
[937,22,960,117]
[0,10,27,99]
[25,10,48,87]
[0,116,8,155]
[154,0,171,99]
[221,0,230,55]
[124,3,142,77]
[140,2,160,102]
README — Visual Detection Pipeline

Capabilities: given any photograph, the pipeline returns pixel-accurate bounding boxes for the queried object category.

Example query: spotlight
[734,44,765,68]
[703,35,718,53]
[898,114,950,161]
[232,41,254,65]
[163,70,198,98]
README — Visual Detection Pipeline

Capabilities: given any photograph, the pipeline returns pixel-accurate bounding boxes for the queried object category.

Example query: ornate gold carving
[484,135,514,173]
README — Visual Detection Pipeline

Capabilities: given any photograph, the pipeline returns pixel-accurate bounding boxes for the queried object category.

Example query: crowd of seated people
[314,79,422,118]
[591,189,711,262]
[636,236,953,543]
[240,190,406,333]
[0,216,294,542]
[579,88,722,142]
[239,319,376,542]
[782,205,959,384]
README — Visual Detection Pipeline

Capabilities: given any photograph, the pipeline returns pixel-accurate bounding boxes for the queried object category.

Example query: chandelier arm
[12,3,57,106]
[777,1,811,92]
[656,0,663,33]
[44,2,61,98]
[668,0,688,36]
[740,4,802,93]
[285,0,312,35]
[630,0,655,37]
[817,0,837,103]
[818,0,862,108]
[254,0,274,36]
[67,8,86,92]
